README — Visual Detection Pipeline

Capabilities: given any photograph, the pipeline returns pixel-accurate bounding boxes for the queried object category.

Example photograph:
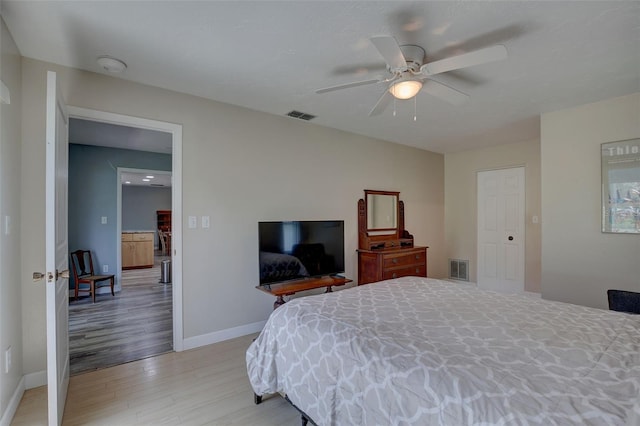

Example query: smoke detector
[97,56,127,73]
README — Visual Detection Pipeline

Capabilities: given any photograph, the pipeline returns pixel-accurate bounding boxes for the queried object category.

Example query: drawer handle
[392,273,397,278]
[416,268,419,273]
[415,255,420,259]
[392,258,398,264]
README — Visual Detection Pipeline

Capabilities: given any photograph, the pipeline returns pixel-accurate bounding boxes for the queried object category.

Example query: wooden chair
[607,289,640,314]
[70,250,115,303]
[158,229,167,255]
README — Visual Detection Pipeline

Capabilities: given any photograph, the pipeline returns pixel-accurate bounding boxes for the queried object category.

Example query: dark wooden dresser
[357,190,429,285]
[358,246,428,285]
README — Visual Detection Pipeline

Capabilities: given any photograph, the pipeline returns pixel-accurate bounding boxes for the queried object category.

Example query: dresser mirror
[357,190,427,285]
[366,190,398,231]
[358,190,412,250]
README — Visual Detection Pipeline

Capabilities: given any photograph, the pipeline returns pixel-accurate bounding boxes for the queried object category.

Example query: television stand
[256,276,353,310]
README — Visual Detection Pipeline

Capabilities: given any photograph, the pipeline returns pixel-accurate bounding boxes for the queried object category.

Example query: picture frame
[601,138,640,233]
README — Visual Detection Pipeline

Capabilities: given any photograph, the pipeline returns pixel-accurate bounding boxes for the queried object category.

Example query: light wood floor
[69,255,173,375]
[12,334,301,425]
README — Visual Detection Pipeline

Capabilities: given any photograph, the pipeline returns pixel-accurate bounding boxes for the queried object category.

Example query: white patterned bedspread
[246,277,640,425]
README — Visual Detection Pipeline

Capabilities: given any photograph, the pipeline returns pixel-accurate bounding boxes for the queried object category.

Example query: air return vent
[286,110,316,121]
[449,259,469,281]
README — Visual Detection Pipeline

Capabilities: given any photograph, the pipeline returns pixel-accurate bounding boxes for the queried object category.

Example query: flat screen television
[258,220,345,285]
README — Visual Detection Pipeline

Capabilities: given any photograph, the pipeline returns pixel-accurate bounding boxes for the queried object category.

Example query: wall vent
[286,110,316,121]
[449,259,469,281]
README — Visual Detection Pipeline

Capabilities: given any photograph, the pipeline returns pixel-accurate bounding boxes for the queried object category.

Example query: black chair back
[607,289,640,314]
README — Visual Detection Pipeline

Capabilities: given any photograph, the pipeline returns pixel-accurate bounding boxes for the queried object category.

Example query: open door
[44,70,70,424]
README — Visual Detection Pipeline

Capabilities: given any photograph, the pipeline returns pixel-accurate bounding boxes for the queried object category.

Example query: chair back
[607,289,640,314]
[70,250,95,280]
[158,229,167,254]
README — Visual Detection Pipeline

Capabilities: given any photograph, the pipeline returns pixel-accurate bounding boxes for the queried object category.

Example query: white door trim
[66,106,184,351]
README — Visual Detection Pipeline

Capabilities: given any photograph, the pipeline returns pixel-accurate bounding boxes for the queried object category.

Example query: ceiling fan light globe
[390,80,422,100]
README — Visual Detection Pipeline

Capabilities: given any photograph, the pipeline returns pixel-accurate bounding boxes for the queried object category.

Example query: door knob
[508,236,514,241]
[56,269,70,280]
[32,271,54,282]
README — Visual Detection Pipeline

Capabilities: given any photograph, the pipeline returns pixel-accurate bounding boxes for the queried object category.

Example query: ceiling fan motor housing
[396,45,426,73]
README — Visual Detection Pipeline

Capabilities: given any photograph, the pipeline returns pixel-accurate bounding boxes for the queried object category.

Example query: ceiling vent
[286,110,316,121]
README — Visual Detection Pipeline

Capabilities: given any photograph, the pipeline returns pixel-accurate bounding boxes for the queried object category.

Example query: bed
[246,277,640,425]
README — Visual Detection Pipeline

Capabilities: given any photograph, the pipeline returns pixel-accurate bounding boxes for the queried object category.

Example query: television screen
[258,220,345,285]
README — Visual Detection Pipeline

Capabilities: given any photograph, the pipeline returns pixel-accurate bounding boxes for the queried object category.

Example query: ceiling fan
[315,36,507,116]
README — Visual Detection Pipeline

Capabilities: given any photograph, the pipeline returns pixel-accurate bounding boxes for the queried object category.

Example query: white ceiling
[3,1,639,153]
[69,118,172,154]
[68,118,173,187]
[121,171,172,188]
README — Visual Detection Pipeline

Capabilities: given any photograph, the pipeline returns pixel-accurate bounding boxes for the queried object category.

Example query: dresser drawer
[121,233,133,242]
[383,250,426,268]
[358,246,428,285]
[383,264,427,280]
[132,232,153,241]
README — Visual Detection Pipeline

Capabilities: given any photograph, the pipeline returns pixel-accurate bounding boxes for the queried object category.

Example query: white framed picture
[602,139,640,233]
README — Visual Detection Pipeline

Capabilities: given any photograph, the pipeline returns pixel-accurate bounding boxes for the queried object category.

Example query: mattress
[246,277,640,425]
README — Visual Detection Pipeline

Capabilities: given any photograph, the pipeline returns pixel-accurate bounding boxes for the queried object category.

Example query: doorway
[477,167,525,293]
[66,107,183,374]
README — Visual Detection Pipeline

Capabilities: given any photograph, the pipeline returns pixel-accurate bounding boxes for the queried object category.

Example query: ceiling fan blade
[420,45,507,76]
[370,36,407,71]
[421,79,469,106]
[315,79,381,94]
[369,90,393,116]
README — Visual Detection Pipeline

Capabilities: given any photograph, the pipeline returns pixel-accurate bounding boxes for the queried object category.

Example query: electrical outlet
[103,265,108,273]
[5,346,11,374]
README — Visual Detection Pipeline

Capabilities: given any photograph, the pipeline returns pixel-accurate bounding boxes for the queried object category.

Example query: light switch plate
[101,216,107,224]
[4,215,9,236]
[202,216,210,228]
[188,216,197,229]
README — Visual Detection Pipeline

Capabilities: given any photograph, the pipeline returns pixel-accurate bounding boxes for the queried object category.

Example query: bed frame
[254,393,316,425]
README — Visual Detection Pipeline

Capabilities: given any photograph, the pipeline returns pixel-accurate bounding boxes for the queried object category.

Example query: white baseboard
[183,320,267,351]
[0,376,25,426]
[523,291,542,298]
[24,370,47,389]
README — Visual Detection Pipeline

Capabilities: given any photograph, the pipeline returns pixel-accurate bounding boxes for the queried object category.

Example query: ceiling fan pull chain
[414,97,417,121]
[393,97,397,117]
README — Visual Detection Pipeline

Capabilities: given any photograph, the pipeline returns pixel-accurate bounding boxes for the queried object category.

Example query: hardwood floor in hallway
[69,255,173,375]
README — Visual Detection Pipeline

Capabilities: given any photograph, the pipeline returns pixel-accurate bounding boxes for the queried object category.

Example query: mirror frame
[358,189,413,250]
[365,190,399,231]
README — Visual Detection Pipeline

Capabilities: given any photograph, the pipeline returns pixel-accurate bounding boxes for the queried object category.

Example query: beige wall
[541,93,640,309]
[19,58,445,375]
[0,16,23,422]
[444,139,541,292]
